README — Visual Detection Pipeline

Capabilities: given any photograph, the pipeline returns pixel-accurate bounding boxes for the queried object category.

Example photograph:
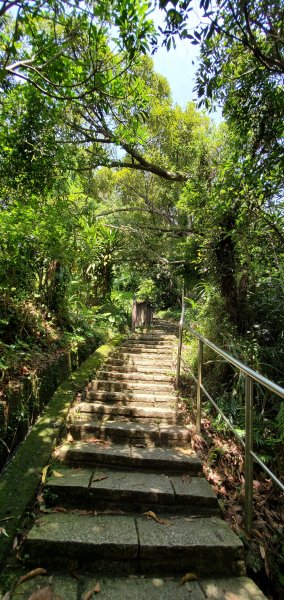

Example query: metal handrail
[187,326,284,400]
[176,300,284,534]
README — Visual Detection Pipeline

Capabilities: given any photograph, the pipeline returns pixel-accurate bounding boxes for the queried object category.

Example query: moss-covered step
[45,466,219,513]
[55,441,202,473]
[0,335,125,569]
[23,512,244,576]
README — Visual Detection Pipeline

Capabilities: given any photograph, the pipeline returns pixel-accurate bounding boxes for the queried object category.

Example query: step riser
[103,365,172,374]
[23,540,243,577]
[107,359,173,368]
[127,345,175,350]
[57,449,201,475]
[96,372,172,382]
[115,348,174,355]
[68,424,191,447]
[123,338,177,350]
[45,486,218,515]
[91,382,174,393]
[85,391,176,403]
[75,413,178,425]
[71,403,179,424]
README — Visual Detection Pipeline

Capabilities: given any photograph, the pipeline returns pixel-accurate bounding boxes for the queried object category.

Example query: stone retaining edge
[0,333,125,568]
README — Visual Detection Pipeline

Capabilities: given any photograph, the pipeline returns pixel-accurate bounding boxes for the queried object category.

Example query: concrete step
[127,334,177,348]
[102,363,173,374]
[96,371,173,382]
[9,572,267,600]
[123,334,177,348]
[45,467,218,513]
[85,390,176,405]
[23,512,244,576]
[70,402,180,424]
[122,340,177,354]
[106,352,174,371]
[68,420,192,447]
[116,346,174,355]
[92,380,174,393]
[55,441,202,474]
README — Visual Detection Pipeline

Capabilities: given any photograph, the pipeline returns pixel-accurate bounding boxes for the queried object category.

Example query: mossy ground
[0,334,125,572]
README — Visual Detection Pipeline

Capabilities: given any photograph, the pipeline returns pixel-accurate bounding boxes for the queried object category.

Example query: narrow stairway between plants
[21,319,266,599]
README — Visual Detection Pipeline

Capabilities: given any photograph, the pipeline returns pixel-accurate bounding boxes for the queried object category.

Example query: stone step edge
[3,573,267,600]
[68,420,192,442]
[54,442,202,474]
[86,391,177,401]
[45,467,218,510]
[92,381,174,390]
[23,512,244,577]
[71,401,180,417]
[95,372,173,382]
[90,379,176,395]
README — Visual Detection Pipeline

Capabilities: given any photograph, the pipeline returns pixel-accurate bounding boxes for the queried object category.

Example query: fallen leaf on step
[92,474,108,482]
[39,505,53,514]
[82,582,101,599]
[27,585,53,600]
[152,579,164,587]
[2,592,12,600]
[0,527,9,537]
[71,571,81,581]
[18,568,48,585]
[82,588,94,600]
[224,592,240,600]
[66,432,74,442]
[179,573,198,586]
[53,470,65,478]
[181,474,191,484]
[97,508,125,515]
[143,511,170,525]
[41,465,50,484]
[175,447,194,455]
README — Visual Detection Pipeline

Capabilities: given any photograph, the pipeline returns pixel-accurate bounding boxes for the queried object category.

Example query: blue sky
[151,7,223,123]
[152,37,199,107]
[151,5,200,107]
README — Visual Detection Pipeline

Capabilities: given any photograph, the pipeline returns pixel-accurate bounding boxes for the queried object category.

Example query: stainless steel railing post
[244,374,254,533]
[196,339,203,433]
[176,287,185,388]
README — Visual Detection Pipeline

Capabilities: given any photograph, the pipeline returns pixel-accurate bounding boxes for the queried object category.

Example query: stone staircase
[20,319,266,599]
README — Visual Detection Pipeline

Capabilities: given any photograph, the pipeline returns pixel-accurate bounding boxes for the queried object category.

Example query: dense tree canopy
[0,2,283,594]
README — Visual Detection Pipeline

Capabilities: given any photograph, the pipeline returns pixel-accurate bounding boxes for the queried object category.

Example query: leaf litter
[179,572,198,586]
[82,582,101,598]
[184,412,284,599]
[2,568,47,600]
[143,511,171,525]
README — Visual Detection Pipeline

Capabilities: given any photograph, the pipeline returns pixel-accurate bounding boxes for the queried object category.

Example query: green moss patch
[0,333,124,568]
